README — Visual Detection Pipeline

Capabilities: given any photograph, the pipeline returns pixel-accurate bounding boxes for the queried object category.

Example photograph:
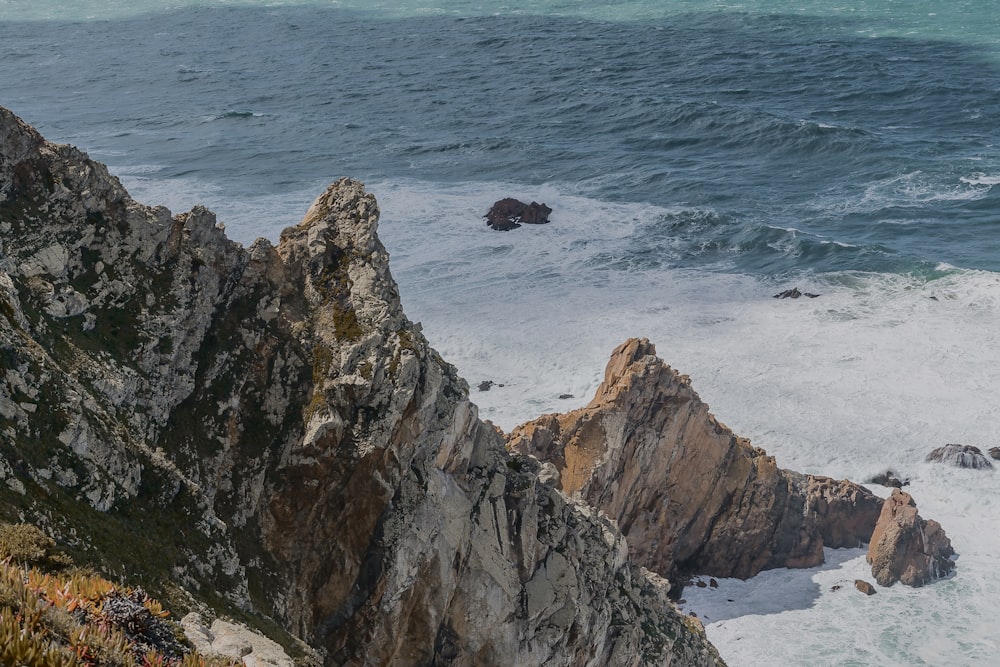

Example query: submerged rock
[485,197,552,230]
[867,470,909,488]
[925,444,994,469]
[773,287,820,299]
[867,489,954,587]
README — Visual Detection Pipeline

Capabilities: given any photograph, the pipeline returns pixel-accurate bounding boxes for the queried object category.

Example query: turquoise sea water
[3,2,1000,665]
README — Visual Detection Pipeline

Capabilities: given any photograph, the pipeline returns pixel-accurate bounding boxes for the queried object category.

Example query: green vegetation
[0,522,234,667]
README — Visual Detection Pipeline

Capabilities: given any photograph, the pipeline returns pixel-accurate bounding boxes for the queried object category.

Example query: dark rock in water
[867,489,955,587]
[485,198,552,231]
[925,444,993,469]
[478,380,495,392]
[867,470,908,488]
[695,580,707,588]
[773,287,820,299]
[854,580,876,596]
[709,578,718,589]
[989,447,1000,460]
[558,393,574,399]
[830,584,842,592]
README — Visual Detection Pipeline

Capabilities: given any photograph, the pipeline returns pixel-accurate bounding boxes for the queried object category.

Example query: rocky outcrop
[925,444,993,469]
[181,613,294,667]
[867,470,908,488]
[773,287,819,299]
[507,338,883,589]
[0,107,723,665]
[484,198,551,230]
[867,489,954,587]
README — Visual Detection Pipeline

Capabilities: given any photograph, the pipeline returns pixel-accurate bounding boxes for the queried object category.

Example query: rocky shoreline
[0,106,952,665]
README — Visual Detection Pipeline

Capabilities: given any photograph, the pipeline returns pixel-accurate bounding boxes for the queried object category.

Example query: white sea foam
[112,167,318,244]
[960,173,1000,186]
[370,179,1000,666]
[821,170,995,216]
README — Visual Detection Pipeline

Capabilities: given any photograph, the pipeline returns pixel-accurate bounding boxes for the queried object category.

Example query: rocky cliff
[0,107,724,665]
[507,338,886,590]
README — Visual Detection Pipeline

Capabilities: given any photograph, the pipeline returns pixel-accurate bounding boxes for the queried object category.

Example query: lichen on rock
[0,106,724,666]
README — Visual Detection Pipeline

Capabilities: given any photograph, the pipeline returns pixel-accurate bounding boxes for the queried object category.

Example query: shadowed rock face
[507,338,884,589]
[926,444,994,469]
[867,489,954,587]
[0,107,723,666]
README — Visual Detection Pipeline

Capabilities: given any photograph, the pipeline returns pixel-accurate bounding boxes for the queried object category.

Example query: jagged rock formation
[0,107,723,665]
[507,338,884,589]
[867,489,954,587]
[925,444,994,469]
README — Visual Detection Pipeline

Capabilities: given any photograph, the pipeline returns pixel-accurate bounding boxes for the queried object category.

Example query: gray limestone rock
[0,106,723,667]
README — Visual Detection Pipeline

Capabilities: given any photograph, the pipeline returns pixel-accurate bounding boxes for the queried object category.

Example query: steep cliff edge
[507,338,888,590]
[0,107,723,665]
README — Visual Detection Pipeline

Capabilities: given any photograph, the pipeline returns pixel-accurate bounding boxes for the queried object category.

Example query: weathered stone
[484,198,552,231]
[854,580,876,595]
[507,338,883,590]
[867,470,908,488]
[0,107,723,667]
[867,489,955,587]
[926,444,994,469]
[990,447,1000,461]
[773,287,820,299]
[180,613,293,666]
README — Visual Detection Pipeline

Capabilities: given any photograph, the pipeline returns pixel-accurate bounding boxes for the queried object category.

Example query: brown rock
[507,338,882,590]
[854,580,876,596]
[990,447,1000,461]
[867,489,955,587]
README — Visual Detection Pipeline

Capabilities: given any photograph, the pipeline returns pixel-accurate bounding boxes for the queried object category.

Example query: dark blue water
[2,6,1000,275]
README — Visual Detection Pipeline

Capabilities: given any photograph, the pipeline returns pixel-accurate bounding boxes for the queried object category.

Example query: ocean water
[3,1,1000,664]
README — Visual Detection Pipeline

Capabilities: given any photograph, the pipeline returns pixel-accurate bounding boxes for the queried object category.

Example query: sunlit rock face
[867,489,954,587]
[508,338,885,589]
[0,106,724,666]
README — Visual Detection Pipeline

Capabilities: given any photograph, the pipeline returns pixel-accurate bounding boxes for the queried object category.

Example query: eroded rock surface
[926,444,994,470]
[507,338,883,588]
[0,107,723,666]
[867,489,954,587]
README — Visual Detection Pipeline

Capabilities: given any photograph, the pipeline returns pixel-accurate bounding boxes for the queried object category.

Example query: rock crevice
[0,107,723,666]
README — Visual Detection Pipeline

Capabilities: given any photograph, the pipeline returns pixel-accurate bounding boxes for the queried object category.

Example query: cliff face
[507,338,885,589]
[0,107,723,665]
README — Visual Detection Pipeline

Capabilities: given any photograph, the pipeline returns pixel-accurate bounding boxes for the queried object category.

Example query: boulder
[867,470,908,488]
[989,447,1000,461]
[854,580,876,596]
[925,444,993,469]
[867,489,954,587]
[485,198,552,230]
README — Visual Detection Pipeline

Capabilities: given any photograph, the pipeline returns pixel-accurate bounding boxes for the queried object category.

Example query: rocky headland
[507,338,886,591]
[0,106,952,665]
